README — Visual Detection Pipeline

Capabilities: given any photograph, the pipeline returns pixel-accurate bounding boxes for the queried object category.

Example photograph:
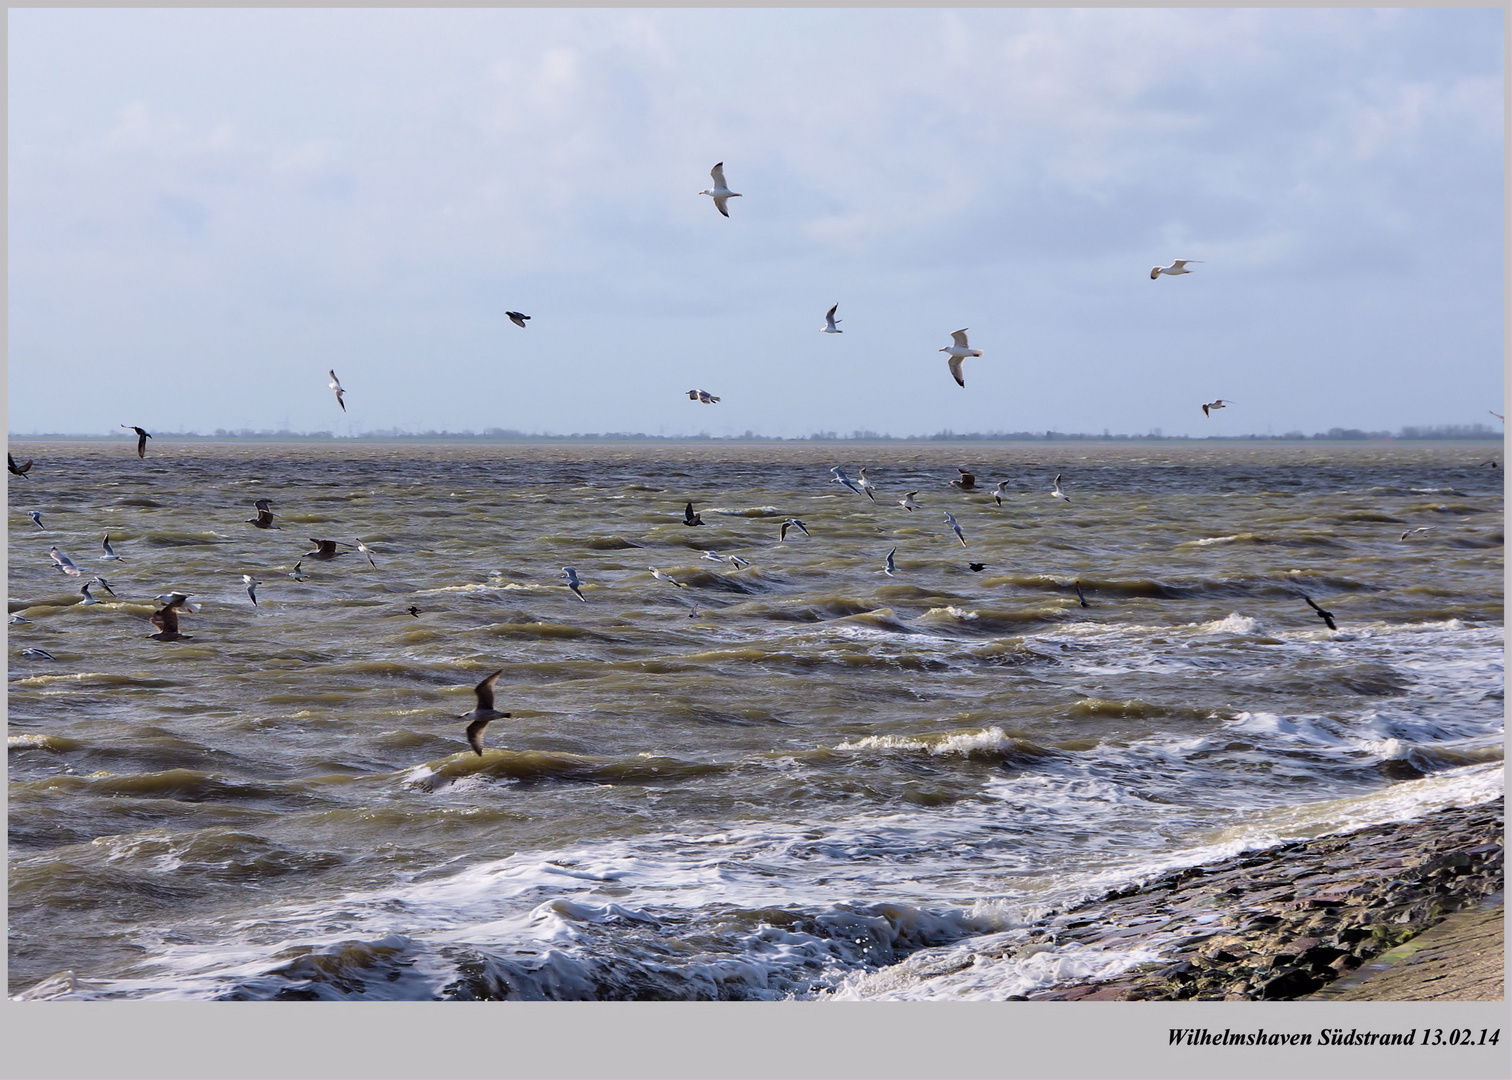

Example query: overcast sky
[8,8,1504,439]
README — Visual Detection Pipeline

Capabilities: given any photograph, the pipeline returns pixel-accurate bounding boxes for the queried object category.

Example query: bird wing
[1202,404,1210,416]
[465,719,490,756]
[1151,267,1162,279]
[826,304,838,319]
[948,355,965,387]
[713,196,730,217]
[150,605,179,633]
[950,329,970,348]
[710,162,727,187]
[475,668,504,712]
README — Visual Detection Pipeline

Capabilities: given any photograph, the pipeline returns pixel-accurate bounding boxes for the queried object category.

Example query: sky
[7,8,1505,439]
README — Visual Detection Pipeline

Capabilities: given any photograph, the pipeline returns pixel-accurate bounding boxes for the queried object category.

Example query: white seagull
[49,547,83,575]
[243,575,262,606]
[993,481,1011,507]
[944,512,967,547]
[561,566,588,602]
[649,566,685,589]
[698,162,742,218]
[1201,399,1235,417]
[78,582,101,606]
[899,491,919,512]
[830,466,866,497]
[328,370,347,412]
[686,389,721,404]
[821,304,842,333]
[1151,259,1202,280]
[779,518,809,542]
[28,511,44,529]
[355,538,378,568]
[880,548,897,577]
[856,468,879,503]
[90,576,116,596]
[1400,527,1436,541]
[101,535,125,560]
[939,330,982,388]
[1050,474,1071,503]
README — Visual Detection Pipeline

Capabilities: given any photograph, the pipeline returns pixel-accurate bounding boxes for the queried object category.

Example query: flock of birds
[11,161,1500,755]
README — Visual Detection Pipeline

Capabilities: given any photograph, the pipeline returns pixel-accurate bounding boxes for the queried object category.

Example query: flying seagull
[506,311,531,328]
[698,162,742,218]
[121,425,152,458]
[101,535,125,560]
[1151,259,1202,280]
[1400,527,1435,541]
[779,518,809,542]
[21,648,56,660]
[148,602,192,641]
[304,539,347,561]
[328,370,346,412]
[1050,474,1071,503]
[683,502,704,527]
[899,491,918,512]
[90,576,116,596]
[950,469,977,491]
[355,538,378,568]
[290,560,306,581]
[561,566,588,602]
[856,468,879,503]
[649,566,685,588]
[1491,411,1504,421]
[8,454,33,478]
[830,466,866,497]
[28,511,44,529]
[821,304,842,334]
[686,389,721,404]
[1301,594,1337,631]
[880,548,897,577]
[1201,399,1235,417]
[460,669,511,755]
[939,330,982,388]
[247,499,278,530]
[243,575,261,606]
[78,581,101,606]
[944,511,967,547]
[49,547,83,575]
[993,481,1011,507]
[154,591,192,609]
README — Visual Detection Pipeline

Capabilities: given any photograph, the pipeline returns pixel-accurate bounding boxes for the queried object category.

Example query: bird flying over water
[121,425,152,458]
[8,454,33,478]
[649,566,685,588]
[90,576,116,596]
[698,162,741,218]
[460,669,511,755]
[28,511,44,529]
[944,512,967,547]
[407,605,421,617]
[1151,260,1201,280]
[1201,400,1234,417]
[78,582,101,606]
[328,370,346,412]
[939,330,982,388]
[304,539,347,561]
[247,500,278,529]
[821,304,842,333]
[1050,474,1071,503]
[830,467,866,497]
[561,566,588,602]
[101,535,124,560]
[49,547,82,575]
[243,575,261,605]
[1400,527,1435,541]
[950,469,977,491]
[290,560,306,581]
[993,481,1010,507]
[1074,581,1090,608]
[683,502,704,527]
[880,548,897,577]
[968,563,986,572]
[779,518,809,542]
[148,602,192,641]
[506,311,531,328]
[856,468,879,503]
[899,491,919,512]
[1301,593,1337,631]
[355,538,378,568]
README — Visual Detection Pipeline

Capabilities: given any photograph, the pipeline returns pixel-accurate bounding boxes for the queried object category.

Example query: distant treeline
[10,423,1503,442]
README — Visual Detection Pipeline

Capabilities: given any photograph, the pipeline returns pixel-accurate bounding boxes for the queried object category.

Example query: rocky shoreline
[1018,801,1503,1001]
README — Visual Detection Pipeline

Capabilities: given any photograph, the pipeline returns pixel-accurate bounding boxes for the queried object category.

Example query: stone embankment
[1021,802,1503,1001]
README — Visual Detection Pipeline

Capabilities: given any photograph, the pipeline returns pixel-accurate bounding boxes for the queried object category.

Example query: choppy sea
[7,439,1503,1000]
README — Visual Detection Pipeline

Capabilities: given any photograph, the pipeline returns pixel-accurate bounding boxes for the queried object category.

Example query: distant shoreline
[7,433,1503,446]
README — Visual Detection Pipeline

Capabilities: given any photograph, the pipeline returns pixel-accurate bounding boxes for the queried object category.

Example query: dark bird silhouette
[683,502,704,527]
[1074,581,1090,608]
[8,453,33,478]
[968,562,985,572]
[1301,594,1337,631]
[506,311,531,328]
[148,602,192,641]
[303,539,347,561]
[949,469,977,491]
[246,499,278,529]
[407,605,421,617]
[122,425,152,458]
[460,669,510,755]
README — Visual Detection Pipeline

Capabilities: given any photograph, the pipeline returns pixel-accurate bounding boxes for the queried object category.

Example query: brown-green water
[7,440,1504,999]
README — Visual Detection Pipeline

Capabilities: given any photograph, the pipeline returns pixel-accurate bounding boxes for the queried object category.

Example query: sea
[6,439,1504,1000]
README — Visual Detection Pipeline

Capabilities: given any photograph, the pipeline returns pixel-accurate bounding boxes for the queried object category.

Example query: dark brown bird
[506,311,531,328]
[1074,581,1090,608]
[1301,594,1337,631]
[121,425,152,458]
[407,605,421,617]
[949,469,977,491]
[247,499,278,529]
[460,668,511,755]
[682,502,703,527]
[303,539,347,561]
[148,603,192,641]
[8,453,33,478]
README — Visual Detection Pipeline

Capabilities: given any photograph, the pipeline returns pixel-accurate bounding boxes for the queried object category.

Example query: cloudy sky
[8,8,1504,438]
